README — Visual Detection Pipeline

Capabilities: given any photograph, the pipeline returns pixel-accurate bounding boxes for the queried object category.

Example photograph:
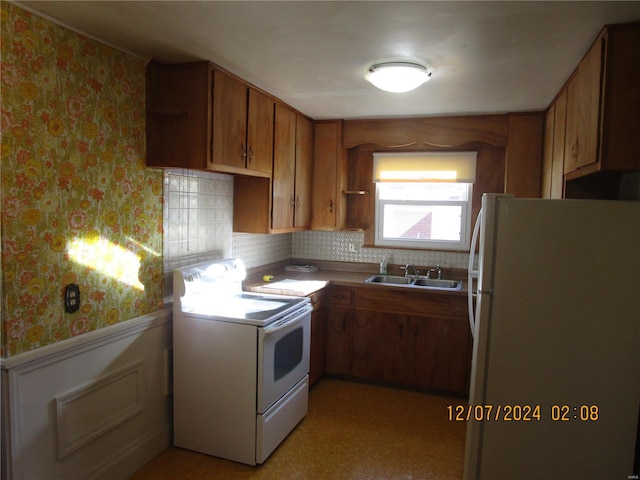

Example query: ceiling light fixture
[365,62,432,93]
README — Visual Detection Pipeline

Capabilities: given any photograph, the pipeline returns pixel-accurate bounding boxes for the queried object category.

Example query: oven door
[257,305,312,414]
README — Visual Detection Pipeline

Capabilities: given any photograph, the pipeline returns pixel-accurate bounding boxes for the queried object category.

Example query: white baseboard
[1,307,173,480]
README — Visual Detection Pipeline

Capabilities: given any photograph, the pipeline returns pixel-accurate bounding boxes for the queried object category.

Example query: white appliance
[464,194,640,479]
[172,258,312,466]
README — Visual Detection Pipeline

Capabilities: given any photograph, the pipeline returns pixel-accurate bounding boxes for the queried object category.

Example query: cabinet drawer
[355,288,466,319]
[326,287,352,307]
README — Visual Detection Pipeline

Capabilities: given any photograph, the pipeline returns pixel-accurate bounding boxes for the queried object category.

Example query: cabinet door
[324,305,351,376]
[213,70,248,170]
[247,89,274,174]
[406,316,472,395]
[505,113,544,198]
[351,310,406,384]
[272,104,297,230]
[324,287,352,376]
[294,115,313,228]
[312,121,346,230]
[542,91,568,198]
[564,35,603,173]
[146,61,212,169]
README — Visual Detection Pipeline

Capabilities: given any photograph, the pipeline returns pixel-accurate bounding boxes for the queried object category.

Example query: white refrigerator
[464,194,640,479]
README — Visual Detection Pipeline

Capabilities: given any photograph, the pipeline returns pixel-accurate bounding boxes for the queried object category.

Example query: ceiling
[14,1,640,120]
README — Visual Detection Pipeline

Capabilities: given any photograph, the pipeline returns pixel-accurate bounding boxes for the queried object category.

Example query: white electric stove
[172,258,311,465]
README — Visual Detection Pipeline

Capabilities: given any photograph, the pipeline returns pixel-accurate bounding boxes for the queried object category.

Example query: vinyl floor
[129,378,467,480]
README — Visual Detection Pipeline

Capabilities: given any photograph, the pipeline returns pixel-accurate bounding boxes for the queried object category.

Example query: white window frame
[374,182,473,251]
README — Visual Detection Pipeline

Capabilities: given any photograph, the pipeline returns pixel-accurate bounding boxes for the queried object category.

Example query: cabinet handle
[247,145,254,162]
[290,197,295,208]
[241,144,247,161]
[295,196,300,208]
[329,200,333,212]
[571,142,578,159]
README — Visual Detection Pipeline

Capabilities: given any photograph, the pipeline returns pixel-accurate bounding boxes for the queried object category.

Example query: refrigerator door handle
[467,208,482,338]
[478,289,494,296]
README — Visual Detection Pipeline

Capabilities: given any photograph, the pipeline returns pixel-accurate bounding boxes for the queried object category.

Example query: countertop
[243,260,470,297]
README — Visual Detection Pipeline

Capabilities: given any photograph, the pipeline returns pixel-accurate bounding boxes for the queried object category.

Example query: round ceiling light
[365,62,432,93]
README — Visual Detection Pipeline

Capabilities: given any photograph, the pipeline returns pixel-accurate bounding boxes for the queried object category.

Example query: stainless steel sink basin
[413,278,460,289]
[365,275,413,285]
[365,275,462,290]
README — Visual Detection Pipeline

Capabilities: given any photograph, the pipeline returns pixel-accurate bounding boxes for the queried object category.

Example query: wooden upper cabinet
[145,61,273,177]
[212,70,273,176]
[272,104,297,230]
[563,23,640,179]
[505,113,544,198]
[212,70,247,170]
[271,106,313,232]
[235,106,313,233]
[564,34,602,174]
[146,61,213,169]
[294,115,313,228]
[312,121,347,231]
[246,89,275,174]
[542,90,567,198]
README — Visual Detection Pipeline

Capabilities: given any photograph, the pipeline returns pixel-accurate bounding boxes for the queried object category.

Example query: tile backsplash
[293,230,470,270]
[232,232,292,268]
[163,170,471,299]
[163,169,234,299]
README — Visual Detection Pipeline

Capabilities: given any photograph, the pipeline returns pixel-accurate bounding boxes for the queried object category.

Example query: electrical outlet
[64,283,80,313]
[348,241,359,253]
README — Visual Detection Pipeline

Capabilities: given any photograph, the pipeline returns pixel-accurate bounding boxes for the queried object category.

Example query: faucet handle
[403,264,419,277]
[436,264,443,279]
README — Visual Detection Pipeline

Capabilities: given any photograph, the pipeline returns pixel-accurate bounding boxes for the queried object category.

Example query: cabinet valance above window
[373,151,477,183]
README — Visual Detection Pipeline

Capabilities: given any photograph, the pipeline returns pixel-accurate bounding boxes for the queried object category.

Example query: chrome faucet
[426,265,443,279]
[403,264,418,278]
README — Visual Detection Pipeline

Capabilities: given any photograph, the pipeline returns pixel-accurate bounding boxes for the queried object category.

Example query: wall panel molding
[55,361,145,459]
[1,307,172,480]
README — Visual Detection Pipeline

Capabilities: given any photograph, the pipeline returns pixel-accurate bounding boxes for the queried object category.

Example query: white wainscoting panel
[1,307,172,480]
[55,360,145,459]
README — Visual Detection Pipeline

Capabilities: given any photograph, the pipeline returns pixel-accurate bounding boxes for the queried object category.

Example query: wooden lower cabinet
[351,310,406,384]
[321,285,473,396]
[405,315,472,395]
[324,287,352,377]
[309,291,325,387]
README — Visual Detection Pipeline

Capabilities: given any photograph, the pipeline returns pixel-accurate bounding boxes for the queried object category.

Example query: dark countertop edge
[244,259,471,297]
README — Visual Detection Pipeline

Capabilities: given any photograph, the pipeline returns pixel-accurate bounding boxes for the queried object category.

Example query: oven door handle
[263,304,312,337]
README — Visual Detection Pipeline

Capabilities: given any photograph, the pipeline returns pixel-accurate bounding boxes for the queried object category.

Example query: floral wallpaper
[1,3,164,357]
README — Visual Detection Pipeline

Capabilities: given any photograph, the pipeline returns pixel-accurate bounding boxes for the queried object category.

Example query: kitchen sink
[365,275,413,285]
[365,275,462,291]
[413,278,460,289]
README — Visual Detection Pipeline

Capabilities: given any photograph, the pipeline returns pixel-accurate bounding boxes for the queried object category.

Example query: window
[373,152,476,251]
